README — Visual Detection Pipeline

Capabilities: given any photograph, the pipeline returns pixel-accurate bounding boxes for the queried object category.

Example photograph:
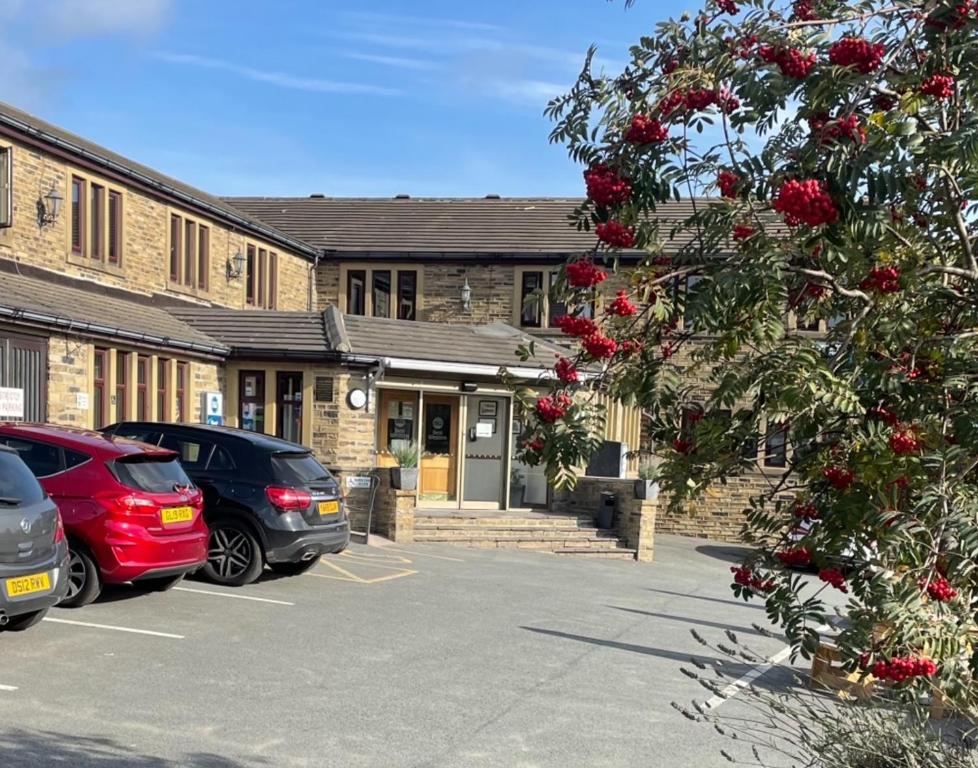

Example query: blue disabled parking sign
[203,392,224,426]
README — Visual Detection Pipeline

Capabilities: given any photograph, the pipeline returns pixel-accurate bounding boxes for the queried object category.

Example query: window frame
[115,351,130,421]
[93,348,108,429]
[183,219,196,287]
[176,361,188,422]
[762,420,789,469]
[0,145,12,229]
[197,225,209,292]
[513,266,585,330]
[136,355,150,421]
[238,370,266,434]
[396,270,417,321]
[108,189,123,265]
[67,169,123,266]
[156,358,170,422]
[71,176,86,255]
[167,209,211,293]
[340,264,422,319]
[90,182,105,261]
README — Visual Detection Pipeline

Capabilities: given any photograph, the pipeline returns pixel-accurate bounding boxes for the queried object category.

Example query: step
[411,527,619,539]
[552,547,638,560]
[411,538,633,553]
[413,535,628,547]
[413,518,598,528]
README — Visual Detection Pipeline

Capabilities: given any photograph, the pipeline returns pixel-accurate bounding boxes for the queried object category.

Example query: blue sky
[0,0,691,198]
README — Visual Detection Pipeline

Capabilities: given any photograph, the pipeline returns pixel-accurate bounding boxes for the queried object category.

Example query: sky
[0,0,694,198]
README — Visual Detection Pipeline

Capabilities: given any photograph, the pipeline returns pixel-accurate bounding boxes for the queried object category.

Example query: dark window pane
[183,220,195,286]
[157,359,169,421]
[90,184,104,260]
[0,451,45,502]
[206,446,236,471]
[159,435,213,471]
[0,147,11,228]
[197,226,209,291]
[397,271,417,320]
[169,215,181,282]
[239,371,265,433]
[276,373,303,443]
[71,177,84,254]
[684,275,704,332]
[347,270,366,315]
[64,450,91,470]
[268,252,277,309]
[547,271,566,327]
[246,245,256,304]
[116,352,129,420]
[372,270,392,317]
[764,423,788,468]
[270,453,334,485]
[1,438,62,478]
[108,191,122,264]
[257,248,267,307]
[520,272,543,327]
[112,456,194,493]
[176,362,188,421]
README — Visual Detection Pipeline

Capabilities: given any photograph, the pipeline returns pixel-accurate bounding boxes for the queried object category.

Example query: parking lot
[0,535,800,767]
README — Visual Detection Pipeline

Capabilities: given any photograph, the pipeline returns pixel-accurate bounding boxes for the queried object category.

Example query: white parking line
[43,617,184,639]
[173,586,294,606]
[0,684,18,692]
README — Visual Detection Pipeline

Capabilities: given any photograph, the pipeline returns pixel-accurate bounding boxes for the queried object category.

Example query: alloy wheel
[208,527,254,580]
[66,551,87,600]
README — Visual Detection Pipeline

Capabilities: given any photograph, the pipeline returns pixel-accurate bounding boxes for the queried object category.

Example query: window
[93,348,108,429]
[206,445,236,472]
[245,245,256,305]
[115,351,130,421]
[0,146,11,228]
[515,267,583,329]
[90,183,104,260]
[71,177,85,254]
[176,362,188,422]
[156,358,170,422]
[520,271,543,327]
[372,270,392,318]
[108,190,122,264]
[239,371,265,433]
[276,372,303,443]
[343,266,419,319]
[113,455,193,493]
[347,269,366,315]
[183,219,196,286]
[548,272,568,326]
[257,248,267,307]
[764,422,788,468]
[268,252,277,309]
[160,434,213,471]
[197,226,209,292]
[0,437,63,479]
[169,214,181,282]
[397,271,416,320]
[0,449,45,502]
[684,275,705,332]
[136,355,150,420]
[795,313,821,332]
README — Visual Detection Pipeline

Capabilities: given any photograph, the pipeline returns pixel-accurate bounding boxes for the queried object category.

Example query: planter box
[508,485,525,509]
[391,467,419,491]
[634,480,659,500]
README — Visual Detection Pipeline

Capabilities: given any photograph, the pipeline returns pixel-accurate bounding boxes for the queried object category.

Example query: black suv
[0,443,70,630]
[102,423,349,586]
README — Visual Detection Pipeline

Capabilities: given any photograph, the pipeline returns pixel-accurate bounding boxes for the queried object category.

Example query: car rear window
[0,451,45,504]
[112,455,195,494]
[270,453,334,486]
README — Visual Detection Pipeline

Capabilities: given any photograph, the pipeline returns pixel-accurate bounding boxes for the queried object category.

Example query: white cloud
[39,0,171,40]
[341,11,502,32]
[338,51,442,72]
[154,52,402,96]
[486,79,570,106]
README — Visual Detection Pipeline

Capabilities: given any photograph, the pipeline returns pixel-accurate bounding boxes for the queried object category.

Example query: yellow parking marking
[381,546,466,563]
[340,550,414,565]
[312,559,368,583]
[307,556,417,585]
[43,617,184,639]
[339,553,417,571]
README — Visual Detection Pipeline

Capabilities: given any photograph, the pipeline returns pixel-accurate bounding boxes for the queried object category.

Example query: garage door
[0,331,47,421]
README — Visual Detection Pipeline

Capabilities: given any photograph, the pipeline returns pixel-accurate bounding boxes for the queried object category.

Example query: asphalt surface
[0,534,806,767]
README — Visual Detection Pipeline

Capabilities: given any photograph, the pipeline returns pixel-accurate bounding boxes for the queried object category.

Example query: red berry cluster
[823,466,855,490]
[810,113,867,145]
[804,282,826,300]
[523,438,544,453]
[926,576,958,602]
[776,547,812,568]
[620,339,642,356]
[758,45,816,79]
[607,290,637,317]
[867,405,899,426]
[717,88,740,114]
[727,34,759,60]
[584,164,632,207]
[718,170,741,199]
[828,37,886,74]
[873,93,897,111]
[926,1,977,30]
[566,259,609,288]
[672,437,695,455]
[921,73,955,100]
[818,568,848,593]
[889,430,920,456]
[661,343,675,360]
[793,502,821,520]
[554,357,578,384]
[773,179,839,227]
[657,90,687,116]
[625,115,669,145]
[553,314,598,338]
[793,0,819,21]
[685,88,718,112]
[535,393,572,424]
[859,266,901,293]
[663,58,680,75]
[730,565,774,592]
[733,224,756,242]
[596,221,636,249]
[871,656,937,682]
[582,333,619,360]
[717,0,738,14]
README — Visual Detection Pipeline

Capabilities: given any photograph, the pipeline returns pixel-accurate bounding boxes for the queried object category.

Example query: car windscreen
[270,453,334,486]
[0,451,45,505]
[112,455,194,494]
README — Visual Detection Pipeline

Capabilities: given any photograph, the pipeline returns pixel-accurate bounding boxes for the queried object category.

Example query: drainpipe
[308,248,336,311]
[364,357,386,414]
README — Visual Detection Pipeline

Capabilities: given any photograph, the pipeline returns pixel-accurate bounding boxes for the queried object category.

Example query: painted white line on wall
[173,586,294,606]
[706,624,831,710]
[43,617,184,639]
[0,684,18,692]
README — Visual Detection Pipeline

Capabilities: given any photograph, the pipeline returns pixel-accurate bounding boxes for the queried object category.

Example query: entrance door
[462,396,508,509]
[419,395,459,504]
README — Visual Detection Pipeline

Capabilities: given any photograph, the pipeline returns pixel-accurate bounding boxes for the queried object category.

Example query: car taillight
[266,486,312,513]
[53,512,65,543]
[97,491,160,517]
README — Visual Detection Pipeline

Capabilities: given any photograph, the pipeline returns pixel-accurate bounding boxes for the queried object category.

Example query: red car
[0,424,208,607]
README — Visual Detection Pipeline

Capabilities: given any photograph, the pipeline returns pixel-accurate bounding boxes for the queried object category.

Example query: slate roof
[0,267,227,356]
[0,100,318,259]
[168,308,329,358]
[224,196,712,257]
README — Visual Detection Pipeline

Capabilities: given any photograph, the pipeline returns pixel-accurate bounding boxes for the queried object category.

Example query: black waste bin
[596,491,617,529]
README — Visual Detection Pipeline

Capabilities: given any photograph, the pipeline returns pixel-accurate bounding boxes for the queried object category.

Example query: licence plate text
[318,500,340,516]
[5,572,51,599]
[161,507,195,525]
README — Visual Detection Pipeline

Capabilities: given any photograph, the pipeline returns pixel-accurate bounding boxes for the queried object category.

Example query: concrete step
[413,516,597,528]
[412,526,619,540]
[552,547,638,560]
[412,537,633,552]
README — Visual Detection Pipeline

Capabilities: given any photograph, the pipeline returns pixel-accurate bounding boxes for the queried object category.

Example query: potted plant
[390,442,420,491]
[634,464,659,500]
[509,467,526,509]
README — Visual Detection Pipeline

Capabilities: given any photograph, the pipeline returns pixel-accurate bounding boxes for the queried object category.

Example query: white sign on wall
[201,392,224,426]
[346,476,373,489]
[75,392,89,410]
[0,387,24,419]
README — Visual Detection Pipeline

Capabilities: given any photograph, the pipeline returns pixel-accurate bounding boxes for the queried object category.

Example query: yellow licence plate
[161,506,195,526]
[318,500,340,516]
[5,572,51,599]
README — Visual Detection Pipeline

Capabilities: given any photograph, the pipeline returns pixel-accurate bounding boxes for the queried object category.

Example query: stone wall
[371,470,416,542]
[554,477,656,562]
[0,133,310,310]
[46,334,91,427]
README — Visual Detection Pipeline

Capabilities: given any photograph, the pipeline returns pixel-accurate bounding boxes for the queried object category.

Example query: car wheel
[203,520,263,586]
[140,574,185,592]
[61,545,101,608]
[269,556,320,576]
[3,607,49,632]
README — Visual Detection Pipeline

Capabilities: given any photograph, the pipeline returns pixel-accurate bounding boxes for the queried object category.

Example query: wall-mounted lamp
[37,182,64,227]
[226,250,246,280]
[460,277,473,313]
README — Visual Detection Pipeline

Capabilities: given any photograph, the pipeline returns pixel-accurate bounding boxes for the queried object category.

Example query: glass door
[276,372,303,444]
[461,396,508,509]
[419,395,459,505]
